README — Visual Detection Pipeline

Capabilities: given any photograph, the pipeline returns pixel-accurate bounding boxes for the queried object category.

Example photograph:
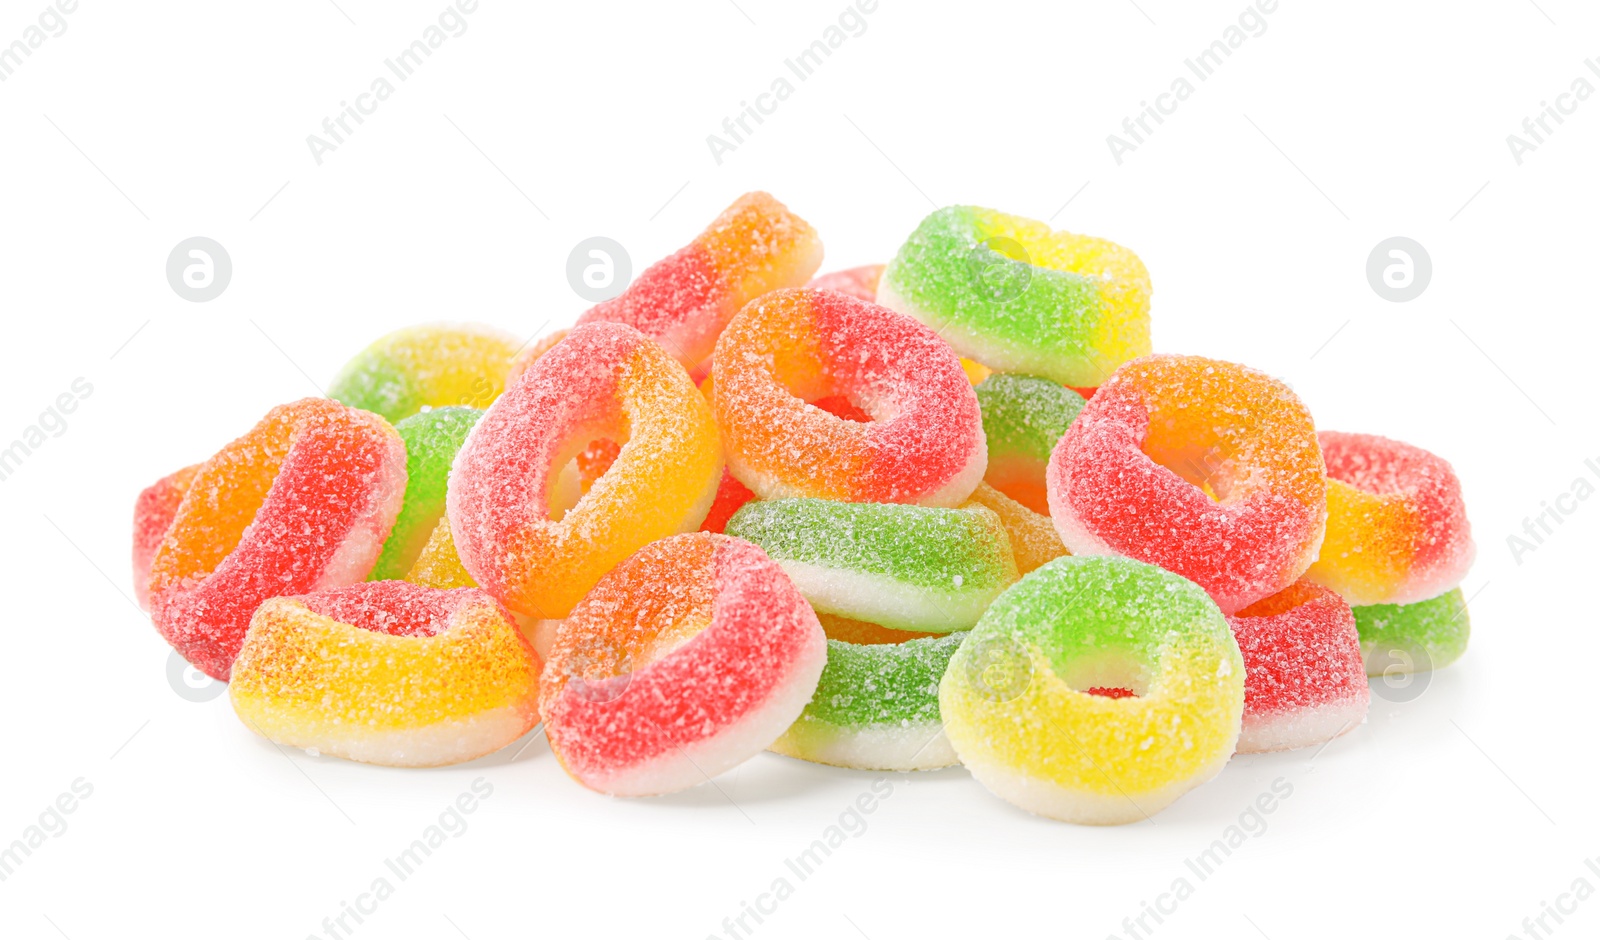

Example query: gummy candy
[771,625,964,771]
[1048,354,1326,614]
[878,206,1151,388]
[963,481,1068,575]
[1228,581,1368,753]
[975,373,1087,514]
[1307,432,1474,606]
[713,287,986,506]
[725,497,1018,633]
[576,192,822,375]
[147,398,407,679]
[369,406,481,581]
[540,533,826,796]
[131,464,198,610]
[230,582,539,766]
[1352,586,1470,676]
[940,555,1243,824]
[328,323,519,422]
[448,322,722,619]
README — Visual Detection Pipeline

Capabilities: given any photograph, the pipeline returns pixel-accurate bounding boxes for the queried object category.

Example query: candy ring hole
[808,394,873,423]
[1141,432,1237,503]
[546,426,630,522]
[560,608,714,705]
[764,340,886,425]
[1060,651,1149,700]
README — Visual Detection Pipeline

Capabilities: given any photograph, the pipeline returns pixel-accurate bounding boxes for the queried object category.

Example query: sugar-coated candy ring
[877,206,1152,389]
[963,482,1068,575]
[507,330,626,499]
[806,263,883,301]
[539,533,826,796]
[448,321,722,619]
[713,287,986,506]
[940,555,1243,824]
[1047,354,1326,615]
[975,374,1087,515]
[230,582,540,767]
[369,407,482,581]
[1306,431,1474,606]
[771,615,963,771]
[328,323,520,423]
[148,398,407,680]
[505,329,570,386]
[1227,581,1368,753]
[131,464,198,610]
[1352,587,1470,677]
[577,192,822,375]
[725,497,1018,633]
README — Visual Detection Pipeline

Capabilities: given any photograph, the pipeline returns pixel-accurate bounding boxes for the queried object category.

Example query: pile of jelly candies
[135,192,1473,824]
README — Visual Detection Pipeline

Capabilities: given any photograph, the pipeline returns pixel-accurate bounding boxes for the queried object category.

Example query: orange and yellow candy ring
[230,582,540,767]
[447,321,722,619]
[712,287,986,507]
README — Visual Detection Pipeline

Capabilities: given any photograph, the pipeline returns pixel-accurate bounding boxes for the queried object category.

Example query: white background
[1,0,1595,937]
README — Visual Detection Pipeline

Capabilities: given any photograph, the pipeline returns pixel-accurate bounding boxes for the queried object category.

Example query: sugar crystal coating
[540,533,827,796]
[1307,431,1474,606]
[1351,586,1470,676]
[771,622,965,771]
[712,287,987,507]
[506,329,571,387]
[577,191,822,375]
[369,407,482,581]
[940,555,1243,825]
[975,374,1087,514]
[963,481,1069,575]
[131,464,199,610]
[725,497,1018,632]
[328,323,520,423]
[878,206,1151,388]
[128,194,1475,821]
[148,398,407,680]
[448,321,723,619]
[1228,580,1368,753]
[1048,354,1327,614]
[230,581,540,767]
[809,263,1014,388]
